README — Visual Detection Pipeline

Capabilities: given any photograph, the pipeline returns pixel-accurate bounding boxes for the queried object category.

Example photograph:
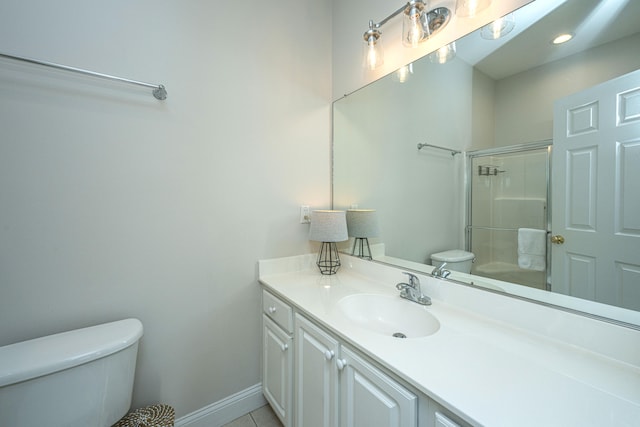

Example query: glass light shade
[395,63,414,83]
[346,209,379,238]
[309,210,348,243]
[429,42,456,64]
[363,31,384,70]
[403,1,427,47]
[456,0,492,17]
[480,13,515,40]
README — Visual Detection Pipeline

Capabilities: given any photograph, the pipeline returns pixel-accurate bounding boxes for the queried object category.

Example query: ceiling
[456,0,640,80]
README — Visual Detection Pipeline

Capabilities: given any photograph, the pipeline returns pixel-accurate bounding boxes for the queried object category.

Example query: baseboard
[175,383,267,427]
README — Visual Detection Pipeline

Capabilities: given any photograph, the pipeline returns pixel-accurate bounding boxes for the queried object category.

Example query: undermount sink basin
[336,294,440,338]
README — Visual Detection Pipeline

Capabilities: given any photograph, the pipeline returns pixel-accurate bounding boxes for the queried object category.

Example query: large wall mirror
[333,0,640,326]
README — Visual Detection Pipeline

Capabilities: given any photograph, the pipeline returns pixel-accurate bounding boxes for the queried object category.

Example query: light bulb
[490,18,504,39]
[366,39,381,70]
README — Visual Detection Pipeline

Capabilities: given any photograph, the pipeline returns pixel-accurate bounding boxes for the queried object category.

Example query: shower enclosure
[466,142,551,290]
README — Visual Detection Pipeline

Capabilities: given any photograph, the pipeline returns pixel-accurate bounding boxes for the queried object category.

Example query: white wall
[0,0,331,418]
[493,33,640,147]
[333,58,472,264]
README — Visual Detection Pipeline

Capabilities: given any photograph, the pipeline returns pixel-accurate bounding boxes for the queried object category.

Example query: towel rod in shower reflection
[467,226,550,233]
[0,51,167,100]
[466,225,518,232]
[417,143,461,156]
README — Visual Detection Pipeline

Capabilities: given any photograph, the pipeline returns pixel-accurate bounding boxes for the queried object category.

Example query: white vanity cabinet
[262,290,293,427]
[295,313,417,427]
[259,255,640,427]
[262,289,467,427]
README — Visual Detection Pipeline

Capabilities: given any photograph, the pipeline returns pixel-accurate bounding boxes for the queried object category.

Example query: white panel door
[339,346,417,427]
[552,69,640,310]
[295,314,339,427]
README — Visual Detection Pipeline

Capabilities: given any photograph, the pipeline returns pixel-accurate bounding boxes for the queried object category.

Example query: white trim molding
[175,383,266,427]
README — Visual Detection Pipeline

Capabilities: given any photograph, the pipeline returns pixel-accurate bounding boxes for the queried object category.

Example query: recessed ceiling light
[552,33,574,44]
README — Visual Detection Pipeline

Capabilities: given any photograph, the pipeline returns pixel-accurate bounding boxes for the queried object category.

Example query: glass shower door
[467,146,550,290]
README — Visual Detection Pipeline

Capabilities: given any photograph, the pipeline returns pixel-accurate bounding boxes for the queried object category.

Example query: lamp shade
[309,210,348,242]
[346,209,379,238]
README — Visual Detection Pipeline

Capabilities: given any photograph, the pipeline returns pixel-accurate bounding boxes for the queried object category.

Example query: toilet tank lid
[431,250,475,262]
[0,318,143,387]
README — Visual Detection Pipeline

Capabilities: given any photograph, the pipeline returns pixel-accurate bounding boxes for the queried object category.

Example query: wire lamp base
[317,242,341,275]
[351,237,372,260]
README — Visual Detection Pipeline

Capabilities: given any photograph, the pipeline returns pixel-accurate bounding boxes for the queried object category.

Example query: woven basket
[112,404,175,427]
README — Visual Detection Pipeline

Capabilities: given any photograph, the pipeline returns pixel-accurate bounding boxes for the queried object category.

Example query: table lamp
[309,210,348,275]
[346,209,379,260]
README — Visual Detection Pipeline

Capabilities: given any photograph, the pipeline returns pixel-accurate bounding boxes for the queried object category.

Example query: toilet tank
[0,318,143,427]
[431,250,475,274]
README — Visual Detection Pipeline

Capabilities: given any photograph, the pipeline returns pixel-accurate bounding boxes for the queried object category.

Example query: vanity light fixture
[480,13,515,40]
[552,33,574,44]
[429,42,456,64]
[456,0,492,17]
[309,210,349,275]
[363,2,451,70]
[346,209,379,260]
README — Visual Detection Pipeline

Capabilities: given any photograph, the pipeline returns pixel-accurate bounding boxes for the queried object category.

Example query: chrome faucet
[396,272,431,305]
[431,263,451,279]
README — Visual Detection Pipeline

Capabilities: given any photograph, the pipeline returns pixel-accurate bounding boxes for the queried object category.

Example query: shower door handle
[551,235,565,244]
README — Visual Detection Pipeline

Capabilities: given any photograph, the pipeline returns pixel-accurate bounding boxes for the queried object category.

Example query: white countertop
[258,254,640,427]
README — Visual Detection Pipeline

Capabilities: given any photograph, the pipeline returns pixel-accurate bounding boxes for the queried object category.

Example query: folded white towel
[517,228,546,271]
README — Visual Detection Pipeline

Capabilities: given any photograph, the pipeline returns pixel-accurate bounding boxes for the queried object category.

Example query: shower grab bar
[417,143,461,156]
[0,51,167,100]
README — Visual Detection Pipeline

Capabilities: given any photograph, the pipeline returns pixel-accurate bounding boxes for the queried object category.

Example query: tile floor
[222,404,283,427]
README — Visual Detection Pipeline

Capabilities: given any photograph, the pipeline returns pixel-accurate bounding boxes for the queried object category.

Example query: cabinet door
[295,314,340,427]
[339,346,417,427]
[434,412,462,427]
[263,315,293,427]
[425,399,473,427]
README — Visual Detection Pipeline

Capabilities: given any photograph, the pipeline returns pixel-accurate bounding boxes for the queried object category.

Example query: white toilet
[0,318,143,427]
[430,249,475,273]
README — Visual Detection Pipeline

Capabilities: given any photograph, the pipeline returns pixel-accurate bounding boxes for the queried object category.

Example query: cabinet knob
[324,350,335,361]
[336,359,347,371]
[281,343,289,352]
[268,306,277,314]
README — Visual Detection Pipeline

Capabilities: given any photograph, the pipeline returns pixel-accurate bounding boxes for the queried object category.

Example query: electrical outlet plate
[300,205,311,224]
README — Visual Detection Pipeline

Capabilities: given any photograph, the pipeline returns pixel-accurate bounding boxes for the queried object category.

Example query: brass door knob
[551,235,565,244]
